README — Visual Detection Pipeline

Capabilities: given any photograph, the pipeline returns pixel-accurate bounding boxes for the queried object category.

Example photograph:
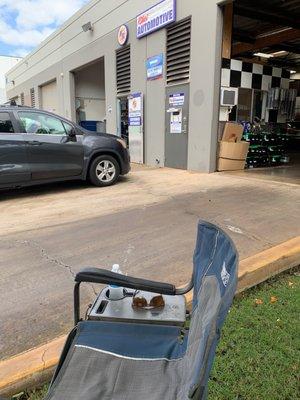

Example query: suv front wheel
[89,155,120,187]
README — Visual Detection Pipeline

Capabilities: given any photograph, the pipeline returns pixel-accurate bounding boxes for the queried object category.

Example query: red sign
[117,25,129,46]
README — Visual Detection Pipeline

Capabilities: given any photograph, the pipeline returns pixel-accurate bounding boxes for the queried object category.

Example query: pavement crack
[17,239,76,278]
[41,348,47,370]
[16,239,98,297]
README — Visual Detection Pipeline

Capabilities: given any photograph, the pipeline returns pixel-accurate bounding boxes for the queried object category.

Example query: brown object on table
[132,295,165,309]
[149,295,165,309]
[132,297,147,309]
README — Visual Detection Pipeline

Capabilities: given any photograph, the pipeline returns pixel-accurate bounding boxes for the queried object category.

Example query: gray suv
[0,105,130,189]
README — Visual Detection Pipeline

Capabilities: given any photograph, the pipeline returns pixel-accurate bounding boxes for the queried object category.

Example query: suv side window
[18,111,66,135]
[0,112,14,133]
[62,121,75,135]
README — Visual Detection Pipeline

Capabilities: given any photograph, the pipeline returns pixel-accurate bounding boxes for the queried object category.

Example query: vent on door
[30,88,35,107]
[166,17,191,85]
[20,93,25,105]
[116,45,131,95]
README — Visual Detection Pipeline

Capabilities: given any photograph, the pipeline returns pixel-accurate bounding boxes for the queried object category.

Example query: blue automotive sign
[137,0,176,39]
[146,54,164,80]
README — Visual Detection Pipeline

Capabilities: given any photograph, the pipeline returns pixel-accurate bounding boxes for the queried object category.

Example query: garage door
[41,81,58,113]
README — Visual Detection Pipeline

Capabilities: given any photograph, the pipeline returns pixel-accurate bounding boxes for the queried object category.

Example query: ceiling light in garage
[271,50,288,57]
[253,52,274,58]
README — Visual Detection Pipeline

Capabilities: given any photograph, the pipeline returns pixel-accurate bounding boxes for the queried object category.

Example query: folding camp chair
[46,221,238,400]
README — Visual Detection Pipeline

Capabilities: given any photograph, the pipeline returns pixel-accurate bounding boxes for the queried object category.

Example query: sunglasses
[132,294,165,310]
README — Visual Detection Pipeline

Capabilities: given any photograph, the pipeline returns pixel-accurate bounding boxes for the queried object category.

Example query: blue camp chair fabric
[46,221,238,400]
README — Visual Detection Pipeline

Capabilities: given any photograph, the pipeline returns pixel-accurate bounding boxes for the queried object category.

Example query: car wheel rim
[96,160,116,183]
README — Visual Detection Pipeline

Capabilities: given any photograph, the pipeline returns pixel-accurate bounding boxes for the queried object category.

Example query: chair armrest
[75,268,176,295]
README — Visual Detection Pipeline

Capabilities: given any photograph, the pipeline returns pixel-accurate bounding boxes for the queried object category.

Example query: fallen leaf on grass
[270,296,278,304]
[291,363,299,371]
[288,281,294,287]
[11,393,24,399]
[254,298,263,305]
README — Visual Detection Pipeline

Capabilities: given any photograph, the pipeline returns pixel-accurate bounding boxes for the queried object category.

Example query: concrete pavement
[0,166,299,361]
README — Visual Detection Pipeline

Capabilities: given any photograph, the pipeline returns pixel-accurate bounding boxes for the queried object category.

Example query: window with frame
[62,121,75,135]
[18,111,67,135]
[0,112,14,133]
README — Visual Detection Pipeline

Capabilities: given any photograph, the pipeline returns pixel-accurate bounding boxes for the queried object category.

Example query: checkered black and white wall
[221,58,290,91]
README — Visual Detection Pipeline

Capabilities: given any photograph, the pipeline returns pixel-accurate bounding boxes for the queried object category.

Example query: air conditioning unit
[220,87,238,106]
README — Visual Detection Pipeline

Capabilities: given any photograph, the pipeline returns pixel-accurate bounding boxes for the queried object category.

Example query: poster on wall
[170,109,182,133]
[146,54,164,80]
[169,93,185,107]
[128,92,144,164]
[136,0,176,39]
[128,93,142,120]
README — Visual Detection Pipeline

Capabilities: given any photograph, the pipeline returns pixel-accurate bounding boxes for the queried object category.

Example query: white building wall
[0,55,22,103]
[6,0,224,172]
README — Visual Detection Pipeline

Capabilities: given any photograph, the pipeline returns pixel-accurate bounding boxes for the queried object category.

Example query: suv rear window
[0,112,14,133]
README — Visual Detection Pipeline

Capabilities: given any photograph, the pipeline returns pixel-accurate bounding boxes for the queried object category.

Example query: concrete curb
[1,236,299,398]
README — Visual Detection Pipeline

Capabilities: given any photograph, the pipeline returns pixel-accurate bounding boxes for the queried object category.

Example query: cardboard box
[218,141,249,159]
[217,141,249,171]
[217,158,247,171]
[222,122,244,142]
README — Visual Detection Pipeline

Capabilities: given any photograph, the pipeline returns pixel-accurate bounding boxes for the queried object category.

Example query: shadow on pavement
[0,175,130,202]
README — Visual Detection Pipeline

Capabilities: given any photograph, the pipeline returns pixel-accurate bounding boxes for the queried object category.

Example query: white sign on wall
[128,92,144,164]
[136,0,176,39]
[169,93,185,107]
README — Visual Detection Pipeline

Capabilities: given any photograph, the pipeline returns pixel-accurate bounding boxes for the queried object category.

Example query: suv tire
[89,155,120,187]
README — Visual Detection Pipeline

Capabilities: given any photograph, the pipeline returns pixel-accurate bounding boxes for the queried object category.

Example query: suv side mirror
[68,128,76,138]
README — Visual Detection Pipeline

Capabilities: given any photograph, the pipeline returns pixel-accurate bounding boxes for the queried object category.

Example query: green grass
[16,269,300,400]
[12,387,48,400]
[208,268,300,400]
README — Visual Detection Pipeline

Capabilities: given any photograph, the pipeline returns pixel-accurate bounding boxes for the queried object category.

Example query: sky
[0,0,88,58]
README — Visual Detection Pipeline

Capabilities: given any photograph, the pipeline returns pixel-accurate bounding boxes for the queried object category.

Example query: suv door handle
[28,140,42,146]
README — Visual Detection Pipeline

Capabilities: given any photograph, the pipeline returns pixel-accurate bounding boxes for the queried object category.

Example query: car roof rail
[0,103,32,108]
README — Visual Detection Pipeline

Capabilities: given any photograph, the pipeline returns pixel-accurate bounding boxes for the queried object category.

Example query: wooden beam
[235,4,300,30]
[222,3,233,59]
[232,28,300,56]
[233,29,256,44]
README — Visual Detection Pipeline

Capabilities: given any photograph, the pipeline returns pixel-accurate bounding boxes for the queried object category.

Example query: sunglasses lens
[132,295,165,310]
[132,296,147,309]
[149,295,165,309]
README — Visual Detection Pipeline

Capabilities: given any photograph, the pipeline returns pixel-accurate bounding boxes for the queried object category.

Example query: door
[117,97,129,146]
[41,81,58,113]
[0,111,30,185]
[18,110,84,180]
[165,85,189,169]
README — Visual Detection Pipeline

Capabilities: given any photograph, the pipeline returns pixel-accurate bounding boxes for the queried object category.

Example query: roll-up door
[41,80,58,113]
